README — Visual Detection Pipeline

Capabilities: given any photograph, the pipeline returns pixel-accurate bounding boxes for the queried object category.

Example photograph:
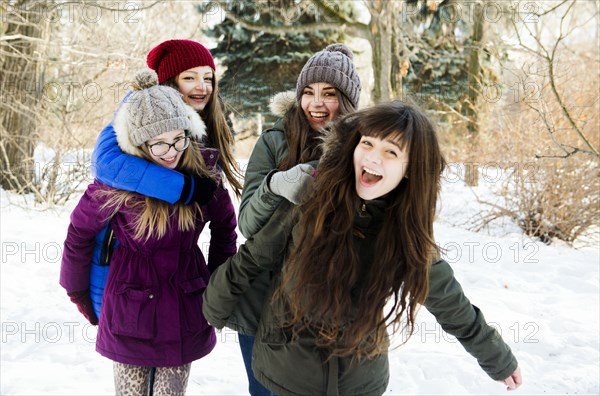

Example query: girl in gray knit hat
[241,43,361,235]
[61,70,238,395]
[231,43,361,396]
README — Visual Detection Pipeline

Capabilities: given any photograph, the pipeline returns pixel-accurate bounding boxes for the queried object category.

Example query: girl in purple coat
[60,70,237,395]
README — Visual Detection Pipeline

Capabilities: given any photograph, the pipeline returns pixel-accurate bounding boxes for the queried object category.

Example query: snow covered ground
[1,163,598,395]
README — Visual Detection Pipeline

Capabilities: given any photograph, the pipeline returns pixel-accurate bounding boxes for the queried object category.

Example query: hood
[269,91,296,118]
[113,98,207,156]
[316,108,350,170]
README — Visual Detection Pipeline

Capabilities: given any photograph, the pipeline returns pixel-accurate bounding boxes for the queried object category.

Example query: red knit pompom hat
[146,39,216,84]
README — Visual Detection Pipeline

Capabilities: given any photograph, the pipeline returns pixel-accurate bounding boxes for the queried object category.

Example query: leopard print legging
[113,362,192,396]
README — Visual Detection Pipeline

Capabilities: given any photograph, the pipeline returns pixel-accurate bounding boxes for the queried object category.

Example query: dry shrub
[471,45,600,245]
[474,157,599,244]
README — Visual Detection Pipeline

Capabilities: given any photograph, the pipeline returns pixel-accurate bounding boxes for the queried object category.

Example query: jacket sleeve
[203,201,297,329]
[424,259,518,381]
[237,130,288,238]
[60,181,112,293]
[205,185,238,274]
[92,122,184,204]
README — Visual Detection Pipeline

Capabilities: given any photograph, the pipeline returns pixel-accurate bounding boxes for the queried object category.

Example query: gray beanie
[296,43,361,108]
[124,70,192,147]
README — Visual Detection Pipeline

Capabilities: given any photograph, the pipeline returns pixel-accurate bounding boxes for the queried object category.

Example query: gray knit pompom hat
[296,43,361,108]
[124,70,192,146]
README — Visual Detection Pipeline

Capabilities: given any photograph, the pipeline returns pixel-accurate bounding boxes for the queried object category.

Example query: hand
[67,290,98,325]
[500,366,522,391]
[180,174,217,206]
[268,163,315,205]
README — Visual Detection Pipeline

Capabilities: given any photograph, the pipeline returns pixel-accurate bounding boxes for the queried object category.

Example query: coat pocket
[110,283,157,340]
[254,324,328,395]
[260,325,290,345]
[180,277,211,333]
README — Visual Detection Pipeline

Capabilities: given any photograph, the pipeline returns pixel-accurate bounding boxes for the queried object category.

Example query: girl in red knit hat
[92,39,242,206]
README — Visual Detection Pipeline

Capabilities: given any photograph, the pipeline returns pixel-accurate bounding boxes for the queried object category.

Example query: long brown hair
[165,72,243,198]
[97,140,216,241]
[278,101,446,360]
[279,90,355,171]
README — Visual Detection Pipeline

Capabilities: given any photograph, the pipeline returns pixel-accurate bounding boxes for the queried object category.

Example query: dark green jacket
[218,123,286,335]
[238,121,288,239]
[203,200,297,334]
[203,201,518,395]
[230,119,317,335]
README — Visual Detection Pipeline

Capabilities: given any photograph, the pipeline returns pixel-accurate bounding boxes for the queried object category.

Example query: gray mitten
[268,163,315,204]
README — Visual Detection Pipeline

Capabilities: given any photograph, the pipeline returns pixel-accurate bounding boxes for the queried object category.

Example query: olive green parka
[203,198,518,395]
[227,92,318,336]
[238,91,298,239]
[223,92,293,336]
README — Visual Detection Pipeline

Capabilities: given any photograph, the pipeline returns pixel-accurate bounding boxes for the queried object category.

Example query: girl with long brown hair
[238,43,360,237]
[203,101,522,395]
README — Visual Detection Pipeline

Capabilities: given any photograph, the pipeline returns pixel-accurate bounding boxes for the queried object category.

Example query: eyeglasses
[146,136,190,156]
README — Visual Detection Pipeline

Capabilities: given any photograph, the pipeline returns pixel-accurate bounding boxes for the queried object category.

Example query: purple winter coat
[60,150,238,367]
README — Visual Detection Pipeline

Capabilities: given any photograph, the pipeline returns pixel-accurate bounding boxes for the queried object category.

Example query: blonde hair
[97,140,216,241]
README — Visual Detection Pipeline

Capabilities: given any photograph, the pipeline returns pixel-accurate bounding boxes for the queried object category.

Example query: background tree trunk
[367,0,395,102]
[0,1,49,192]
[464,1,484,186]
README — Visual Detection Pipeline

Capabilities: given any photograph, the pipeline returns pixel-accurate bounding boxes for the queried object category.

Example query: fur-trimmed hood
[269,91,296,118]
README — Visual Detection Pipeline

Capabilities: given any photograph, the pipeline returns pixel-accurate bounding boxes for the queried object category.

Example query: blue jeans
[238,333,275,396]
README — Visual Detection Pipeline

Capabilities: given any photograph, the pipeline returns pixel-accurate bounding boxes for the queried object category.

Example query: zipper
[102,226,116,266]
[354,201,368,238]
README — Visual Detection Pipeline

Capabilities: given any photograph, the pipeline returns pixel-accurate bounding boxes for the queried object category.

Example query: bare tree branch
[511,0,599,157]
[432,100,473,123]
[534,147,594,159]
[536,0,571,17]
[223,4,370,39]
[43,0,164,13]
[309,0,358,24]
[1,35,141,60]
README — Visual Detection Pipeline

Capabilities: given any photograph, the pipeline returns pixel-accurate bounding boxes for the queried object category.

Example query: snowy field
[1,163,598,395]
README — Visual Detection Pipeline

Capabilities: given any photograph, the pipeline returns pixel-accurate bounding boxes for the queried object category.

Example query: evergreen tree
[204,1,344,126]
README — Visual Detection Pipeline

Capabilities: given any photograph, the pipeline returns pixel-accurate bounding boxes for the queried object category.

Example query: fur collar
[113,100,206,156]
[269,91,296,118]
[318,110,353,169]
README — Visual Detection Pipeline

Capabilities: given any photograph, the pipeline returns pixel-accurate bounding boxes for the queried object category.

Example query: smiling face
[146,129,187,170]
[353,135,409,200]
[300,82,340,131]
[175,66,214,113]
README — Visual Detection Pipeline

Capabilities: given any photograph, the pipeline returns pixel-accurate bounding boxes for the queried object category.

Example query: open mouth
[189,94,207,102]
[309,111,329,120]
[161,156,177,164]
[361,167,383,185]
